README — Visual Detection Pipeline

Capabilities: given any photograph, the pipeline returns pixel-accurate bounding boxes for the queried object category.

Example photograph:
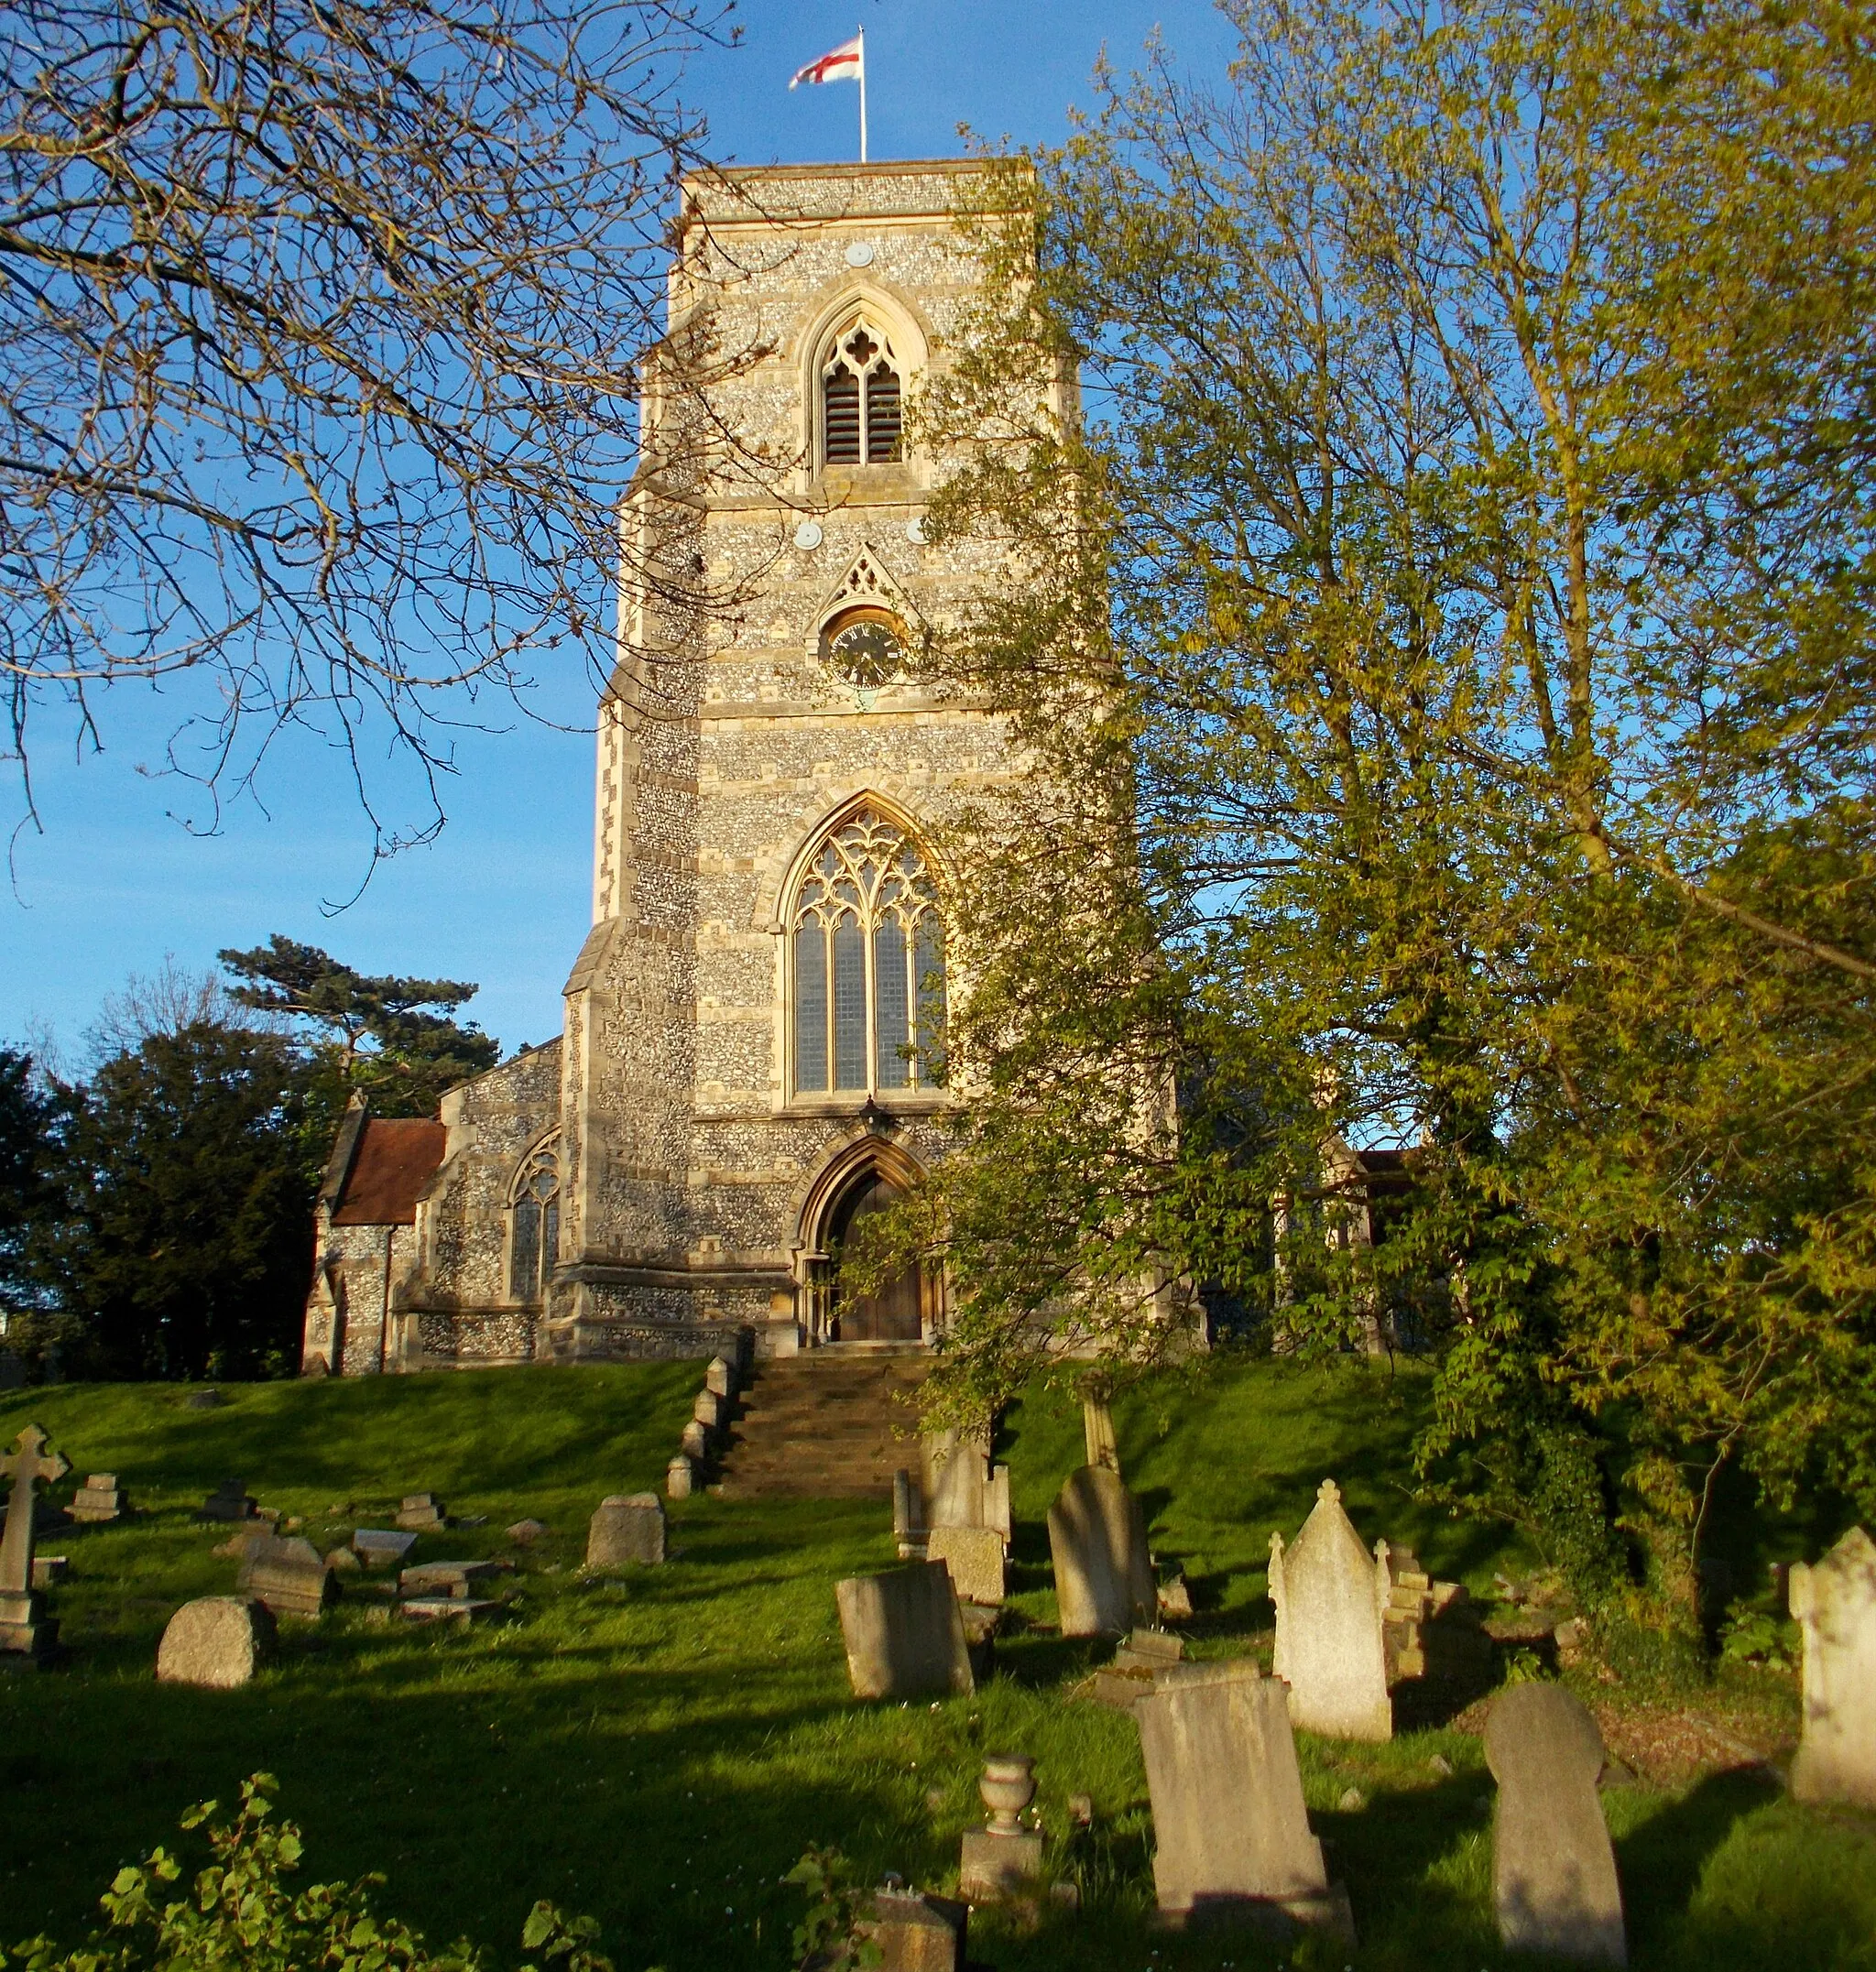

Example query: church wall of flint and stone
[301,160,1047,1375]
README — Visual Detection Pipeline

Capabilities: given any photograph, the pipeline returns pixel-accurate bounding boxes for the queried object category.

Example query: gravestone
[860,1890,966,1972]
[156,1596,275,1688]
[183,1389,223,1410]
[395,1493,446,1531]
[1269,1479,1392,1740]
[586,1494,666,1568]
[959,1755,1043,1903]
[1789,1525,1876,1809]
[928,1524,1005,1607]
[0,1423,68,1660]
[665,1455,695,1500]
[680,1419,710,1461]
[922,1429,1011,1542]
[705,1355,737,1400]
[1092,1626,1184,1709]
[213,1527,273,1563]
[68,1473,126,1523]
[506,1519,548,1545]
[197,1478,259,1524]
[400,1559,511,1599]
[835,1561,975,1701]
[1484,1683,1626,1965]
[1135,1657,1351,1937]
[1083,1394,1120,1475]
[237,1535,335,1618]
[1158,1573,1194,1620]
[1047,1465,1155,1637]
[353,1528,419,1569]
[31,1556,67,1588]
[893,1469,925,1558]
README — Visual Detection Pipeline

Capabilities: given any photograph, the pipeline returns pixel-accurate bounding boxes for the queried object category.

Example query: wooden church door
[829,1170,922,1342]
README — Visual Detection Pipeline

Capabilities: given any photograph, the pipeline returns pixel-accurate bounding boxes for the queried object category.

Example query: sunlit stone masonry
[302,160,1053,1376]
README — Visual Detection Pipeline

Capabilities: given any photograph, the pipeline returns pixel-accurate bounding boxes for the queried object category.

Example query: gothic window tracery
[820,319,902,467]
[507,1137,561,1303]
[790,808,944,1098]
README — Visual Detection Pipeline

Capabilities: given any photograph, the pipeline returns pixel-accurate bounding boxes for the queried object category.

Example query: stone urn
[978,1755,1037,1836]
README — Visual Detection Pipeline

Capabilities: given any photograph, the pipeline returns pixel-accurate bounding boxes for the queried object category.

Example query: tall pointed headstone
[0,1423,69,1659]
[1269,1479,1391,1739]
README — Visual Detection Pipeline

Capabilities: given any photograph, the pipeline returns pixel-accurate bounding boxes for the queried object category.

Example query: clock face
[827,617,904,686]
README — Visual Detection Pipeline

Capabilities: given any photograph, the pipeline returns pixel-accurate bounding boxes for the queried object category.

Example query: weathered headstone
[1136,1658,1350,1937]
[1380,1545,1491,1690]
[835,1561,975,1701]
[893,1468,925,1558]
[586,1493,666,1568]
[960,1755,1043,1902]
[399,1559,511,1600]
[859,1890,966,1972]
[1083,1394,1120,1475]
[665,1454,695,1500]
[1789,1525,1876,1809]
[0,1423,68,1660]
[395,1492,446,1531]
[68,1473,126,1523]
[921,1429,1011,1542]
[197,1478,259,1524]
[1484,1683,1626,1965]
[183,1389,223,1410]
[506,1519,549,1545]
[1047,1465,1155,1637]
[156,1596,275,1688]
[400,1596,500,1624]
[1269,1479,1392,1740]
[31,1555,67,1588]
[352,1528,419,1568]
[213,1526,273,1563]
[237,1535,335,1618]
[928,1524,1005,1607]
[1091,1626,1183,1710]
[705,1354,737,1400]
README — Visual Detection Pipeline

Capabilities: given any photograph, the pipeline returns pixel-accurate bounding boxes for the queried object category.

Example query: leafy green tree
[47,1023,319,1379]
[0,1049,74,1377]
[902,0,1876,1620]
[220,935,500,1117]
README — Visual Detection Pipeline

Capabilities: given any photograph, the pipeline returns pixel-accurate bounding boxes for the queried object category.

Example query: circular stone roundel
[827,616,905,686]
[845,240,876,267]
[793,519,824,551]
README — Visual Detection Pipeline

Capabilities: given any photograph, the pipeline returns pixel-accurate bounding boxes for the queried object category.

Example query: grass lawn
[1,1358,1871,1972]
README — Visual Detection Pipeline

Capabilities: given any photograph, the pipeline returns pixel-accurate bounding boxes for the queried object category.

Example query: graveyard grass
[1,1360,1871,1972]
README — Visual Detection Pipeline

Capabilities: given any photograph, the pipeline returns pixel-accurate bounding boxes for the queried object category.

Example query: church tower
[301,161,1046,1374]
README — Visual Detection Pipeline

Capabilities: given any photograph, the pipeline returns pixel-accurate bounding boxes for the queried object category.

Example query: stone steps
[714,1354,927,1500]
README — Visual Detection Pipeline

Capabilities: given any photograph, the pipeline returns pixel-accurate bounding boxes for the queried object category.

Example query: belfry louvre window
[791,809,944,1097]
[821,321,903,466]
[507,1139,561,1302]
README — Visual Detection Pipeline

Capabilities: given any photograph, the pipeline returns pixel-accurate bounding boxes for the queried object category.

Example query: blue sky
[0,2,1238,1063]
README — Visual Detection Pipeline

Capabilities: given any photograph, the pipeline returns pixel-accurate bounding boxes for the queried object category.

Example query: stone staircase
[714,1349,928,1500]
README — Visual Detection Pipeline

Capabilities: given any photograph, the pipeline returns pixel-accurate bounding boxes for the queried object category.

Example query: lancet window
[507,1138,561,1303]
[791,809,944,1098]
[821,319,903,466]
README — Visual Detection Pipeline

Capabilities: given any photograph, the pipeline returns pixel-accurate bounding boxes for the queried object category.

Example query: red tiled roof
[332,1118,447,1226]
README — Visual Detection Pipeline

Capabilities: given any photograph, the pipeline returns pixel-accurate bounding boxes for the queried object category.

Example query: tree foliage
[906,0,1876,1611]
[0,0,742,847]
[221,934,499,1117]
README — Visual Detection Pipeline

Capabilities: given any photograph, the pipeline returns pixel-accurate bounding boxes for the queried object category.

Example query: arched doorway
[824,1165,922,1343]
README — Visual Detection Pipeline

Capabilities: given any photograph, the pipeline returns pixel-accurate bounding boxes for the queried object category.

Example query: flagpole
[857,26,867,164]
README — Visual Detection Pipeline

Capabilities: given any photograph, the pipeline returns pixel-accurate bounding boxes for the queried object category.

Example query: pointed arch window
[507,1138,561,1303]
[791,809,945,1098]
[821,320,903,467]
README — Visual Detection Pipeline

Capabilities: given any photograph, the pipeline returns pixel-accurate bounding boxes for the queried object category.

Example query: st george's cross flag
[789,30,867,160]
[790,35,863,90]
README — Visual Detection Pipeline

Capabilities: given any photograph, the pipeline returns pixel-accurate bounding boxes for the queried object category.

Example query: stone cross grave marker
[1789,1525,1876,1809]
[1269,1478,1392,1740]
[0,1423,68,1658]
[1484,1682,1627,1966]
[835,1560,975,1700]
[1083,1394,1120,1475]
[1047,1465,1155,1637]
[587,1493,666,1568]
[1135,1657,1352,1939]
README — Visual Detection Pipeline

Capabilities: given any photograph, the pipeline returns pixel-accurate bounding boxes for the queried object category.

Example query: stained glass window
[507,1141,561,1302]
[791,809,945,1099]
